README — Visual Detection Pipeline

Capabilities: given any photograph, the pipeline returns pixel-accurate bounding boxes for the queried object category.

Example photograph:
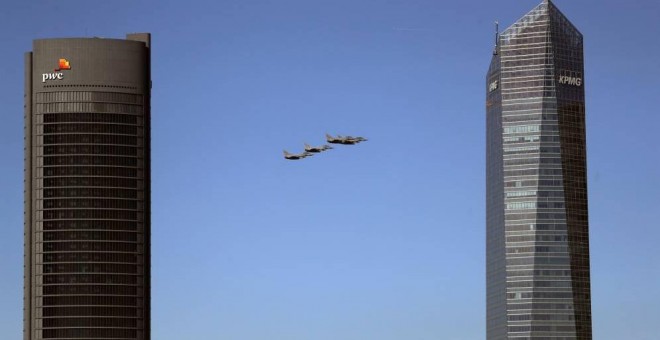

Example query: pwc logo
[42,59,71,83]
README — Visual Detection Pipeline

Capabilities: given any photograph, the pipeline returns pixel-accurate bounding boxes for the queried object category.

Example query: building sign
[489,80,498,92]
[558,70,582,86]
[42,58,71,82]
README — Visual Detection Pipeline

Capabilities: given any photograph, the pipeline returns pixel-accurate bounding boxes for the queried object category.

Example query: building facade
[25,34,151,340]
[486,1,591,339]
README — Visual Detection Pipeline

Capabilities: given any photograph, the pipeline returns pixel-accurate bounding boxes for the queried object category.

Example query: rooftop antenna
[493,21,499,55]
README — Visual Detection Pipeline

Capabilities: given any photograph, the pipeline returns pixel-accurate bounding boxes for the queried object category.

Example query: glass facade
[486,1,592,339]
[25,35,151,340]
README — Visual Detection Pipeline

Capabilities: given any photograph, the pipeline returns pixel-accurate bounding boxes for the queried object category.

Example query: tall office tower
[25,34,151,340]
[486,1,591,339]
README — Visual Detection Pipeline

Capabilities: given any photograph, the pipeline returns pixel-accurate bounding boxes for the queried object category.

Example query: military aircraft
[340,135,367,143]
[283,150,313,160]
[325,133,367,144]
[304,143,333,153]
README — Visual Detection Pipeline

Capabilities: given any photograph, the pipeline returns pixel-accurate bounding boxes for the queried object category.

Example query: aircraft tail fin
[283,150,291,156]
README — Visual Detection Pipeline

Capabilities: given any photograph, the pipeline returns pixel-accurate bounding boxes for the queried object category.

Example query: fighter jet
[325,133,367,145]
[283,150,313,160]
[304,143,333,153]
[340,135,368,143]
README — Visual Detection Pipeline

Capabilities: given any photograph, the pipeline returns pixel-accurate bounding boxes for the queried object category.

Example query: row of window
[44,177,139,188]
[44,188,138,199]
[502,79,555,94]
[37,102,142,114]
[42,274,138,285]
[537,202,565,209]
[41,210,138,220]
[502,114,559,123]
[504,146,539,153]
[502,32,551,43]
[507,235,569,243]
[502,56,555,68]
[505,179,563,188]
[505,191,536,198]
[40,307,140,320]
[503,125,540,134]
[44,145,138,156]
[502,104,557,113]
[41,328,138,338]
[507,257,570,266]
[508,325,575,333]
[43,220,140,231]
[504,14,548,30]
[43,252,137,263]
[504,168,563,177]
[507,280,572,288]
[42,112,141,124]
[499,79,554,90]
[36,91,142,104]
[505,212,566,221]
[42,84,138,90]
[507,202,565,210]
[43,123,138,135]
[506,223,567,232]
[510,146,561,154]
[501,68,553,79]
[43,242,138,253]
[508,313,574,322]
[43,134,139,146]
[506,246,568,254]
[502,28,550,42]
[42,199,139,210]
[42,166,139,178]
[43,156,138,167]
[503,91,559,101]
[43,264,138,275]
[501,46,550,57]
[556,101,586,112]
[43,295,139,307]
[43,231,138,242]
[502,94,555,103]
[505,157,562,166]
[501,43,548,56]
[42,317,138,329]
[506,202,536,210]
[502,36,551,46]
[507,303,574,311]
[42,285,137,296]
[507,270,573,278]
[555,88,586,101]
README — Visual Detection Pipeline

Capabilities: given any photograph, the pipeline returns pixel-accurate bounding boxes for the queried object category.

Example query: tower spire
[493,21,499,55]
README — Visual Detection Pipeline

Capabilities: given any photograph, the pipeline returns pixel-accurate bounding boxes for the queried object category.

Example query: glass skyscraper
[24,34,151,339]
[486,1,591,339]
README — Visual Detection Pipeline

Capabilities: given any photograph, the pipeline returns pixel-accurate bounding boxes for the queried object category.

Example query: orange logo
[55,58,71,71]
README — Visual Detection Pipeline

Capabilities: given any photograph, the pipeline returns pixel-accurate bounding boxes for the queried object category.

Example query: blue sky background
[1,0,659,339]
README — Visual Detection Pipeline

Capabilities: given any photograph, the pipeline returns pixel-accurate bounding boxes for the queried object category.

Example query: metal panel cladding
[486,1,592,339]
[25,34,151,340]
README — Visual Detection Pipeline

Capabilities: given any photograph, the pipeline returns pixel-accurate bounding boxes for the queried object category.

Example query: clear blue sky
[1,0,658,339]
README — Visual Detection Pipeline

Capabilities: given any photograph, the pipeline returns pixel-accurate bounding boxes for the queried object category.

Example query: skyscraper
[486,1,591,339]
[24,34,151,340]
